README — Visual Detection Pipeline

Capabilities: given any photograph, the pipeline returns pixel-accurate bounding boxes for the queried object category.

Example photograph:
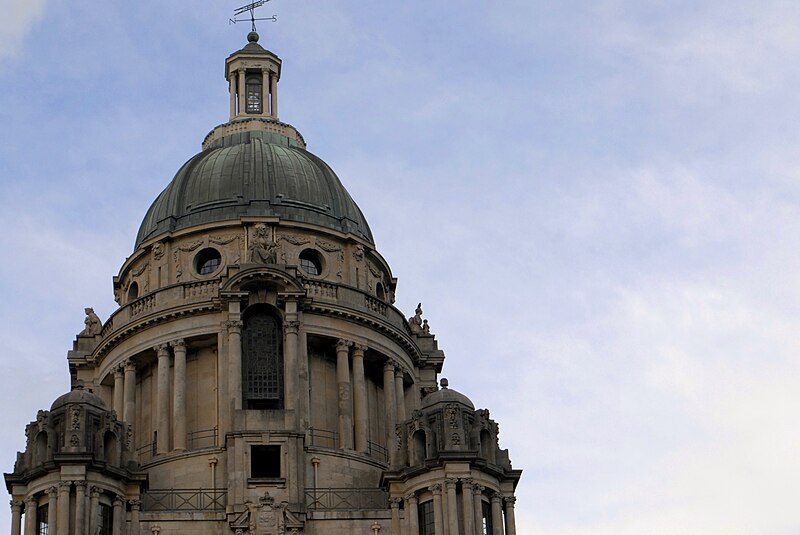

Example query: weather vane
[230,0,277,33]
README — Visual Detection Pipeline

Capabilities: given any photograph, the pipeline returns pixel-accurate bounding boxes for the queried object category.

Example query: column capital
[285,320,300,335]
[383,361,396,373]
[46,486,59,498]
[352,343,368,355]
[335,339,352,352]
[224,319,243,334]
[460,477,475,489]
[10,500,23,511]
[472,484,485,495]
[428,483,442,495]
[171,338,186,351]
[444,478,458,490]
[404,492,418,504]
[154,343,170,356]
[58,481,72,491]
[490,492,504,503]
[23,495,37,507]
[389,497,402,508]
[89,486,102,499]
[113,495,126,506]
[114,366,125,377]
[395,368,404,378]
[504,495,517,506]
[123,359,137,372]
[129,499,142,510]
[74,480,87,491]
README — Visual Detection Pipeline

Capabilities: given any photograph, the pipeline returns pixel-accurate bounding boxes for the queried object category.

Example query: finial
[230,1,278,33]
[247,31,259,43]
[440,378,449,389]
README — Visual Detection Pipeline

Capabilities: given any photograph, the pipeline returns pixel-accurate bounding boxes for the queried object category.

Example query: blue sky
[2,1,800,533]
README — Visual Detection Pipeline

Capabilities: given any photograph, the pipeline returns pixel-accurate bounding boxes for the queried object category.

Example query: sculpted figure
[409,303,423,334]
[81,307,102,336]
[248,224,278,264]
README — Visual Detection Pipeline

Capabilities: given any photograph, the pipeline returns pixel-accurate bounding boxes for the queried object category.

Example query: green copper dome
[135,128,373,249]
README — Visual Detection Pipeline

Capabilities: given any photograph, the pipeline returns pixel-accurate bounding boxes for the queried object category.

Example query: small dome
[135,129,373,249]
[50,387,108,412]
[421,378,475,410]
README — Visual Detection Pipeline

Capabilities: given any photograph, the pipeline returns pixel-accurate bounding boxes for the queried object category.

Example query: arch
[242,304,284,410]
[376,282,386,301]
[220,265,306,295]
[127,282,139,301]
[411,429,427,466]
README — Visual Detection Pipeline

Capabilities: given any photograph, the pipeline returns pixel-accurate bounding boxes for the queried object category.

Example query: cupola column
[395,369,406,423]
[461,479,476,535]
[262,70,270,115]
[73,481,87,535]
[123,360,137,424]
[352,344,368,453]
[10,500,23,535]
[445,479,459,535]
[45,487,57,535]
[129,500,141,534]
[113,366,125,418]
[237,69,246,118]
[491,493,504,535]
[335,339,353,449]
[472,485,485,534]
[430,484,444,535]
[172,339,187,451]
[383,362,397,461]
[155,344,171,455]
[87,487,100,535]
[56,482,71,535]
[284,299,300,427]
[504,496,517,535]
[112,496,125,535]
[405,493,419,535]
[229,77,237,120]
[270,72,278,118]
[23,495,37,535]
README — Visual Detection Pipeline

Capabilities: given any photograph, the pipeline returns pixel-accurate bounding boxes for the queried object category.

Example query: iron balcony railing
[136,427,218,464]
[306,488,388,510]
[142,488,227,512]
[308,428,389,464]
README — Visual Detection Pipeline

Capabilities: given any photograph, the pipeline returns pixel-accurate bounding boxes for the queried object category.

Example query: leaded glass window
[418,500,435,535]
[245,74,262,114]
[242,308,283,409]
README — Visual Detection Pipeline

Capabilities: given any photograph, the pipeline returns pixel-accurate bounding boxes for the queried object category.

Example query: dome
[50,386,109,412]
[421,378,475,410]
[134,129,374,249]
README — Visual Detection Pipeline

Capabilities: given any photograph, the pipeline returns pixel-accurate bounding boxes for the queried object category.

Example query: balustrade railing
[142,488,227,511]
[306,488,388,510]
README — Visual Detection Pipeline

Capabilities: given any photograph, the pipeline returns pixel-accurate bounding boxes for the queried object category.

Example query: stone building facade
[5,32,521,535]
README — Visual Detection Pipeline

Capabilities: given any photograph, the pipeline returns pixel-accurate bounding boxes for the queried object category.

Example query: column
[130,500,141,535]
[430,485,444,535]
[262,70,270,116]
[56,482,71,535]
[112,496,124,535]
[73,481,87,535]
[395,369,406,423]
[504,496,517,535]
[297,326,310,430]
[10,500,23,535]
[237,69,245,117]
[23,496,37,535]
[123,360,137,424]
[389,498,402,535]
[283,299,300,426]
[445,479,459,535]
[383,362,397,461]
[461,479,476,535]
[155,344,171,455]
[335,339,353,449]
[491,493,504,535]
[352,344,368,453]
[45,487,57,535]
[113,366,125,418]
[270,71,278,118]
[88,487,100,535]
[472,485,485,535]
[226,319,243,411]
[171,339,187,451]
[229,77,236,120]
[405,493,419,535]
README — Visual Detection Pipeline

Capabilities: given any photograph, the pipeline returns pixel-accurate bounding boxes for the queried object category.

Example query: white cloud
[0,0,46,61]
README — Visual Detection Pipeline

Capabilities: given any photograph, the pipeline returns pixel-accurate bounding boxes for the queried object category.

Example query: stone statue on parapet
[409,303,424,334]
[248,223,278,264]
[81,308,102,336]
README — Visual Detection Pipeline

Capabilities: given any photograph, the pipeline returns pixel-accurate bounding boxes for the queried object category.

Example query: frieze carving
[248,224,277,264]
[130,262,149,278]
[173,240,204,280]
[445,404,459,429]
[280,234,311,246]
[152,242,165,261]
[70,406,82,430]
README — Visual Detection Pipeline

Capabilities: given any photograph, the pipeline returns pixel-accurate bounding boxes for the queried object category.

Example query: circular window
[194,248,222,275]
[298,249,323,276]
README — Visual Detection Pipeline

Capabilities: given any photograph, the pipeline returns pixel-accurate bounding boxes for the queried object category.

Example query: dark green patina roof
[135,130,373,248]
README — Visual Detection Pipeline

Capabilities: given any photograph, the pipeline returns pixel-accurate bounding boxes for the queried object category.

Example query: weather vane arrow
[230,0,277,32]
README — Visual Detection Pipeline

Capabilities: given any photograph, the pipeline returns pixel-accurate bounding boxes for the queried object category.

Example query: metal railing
[308,428,389,464]
[187,427,218,450]
[306,488,388,510]
[142,488,227,512]
[367,440,389,463]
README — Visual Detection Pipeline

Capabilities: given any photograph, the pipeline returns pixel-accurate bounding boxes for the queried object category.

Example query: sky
[1,0,800,533]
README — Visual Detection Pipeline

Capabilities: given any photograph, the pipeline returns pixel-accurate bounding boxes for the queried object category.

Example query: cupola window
[299,249,323,276]
[245,74,262,114]
[242,306,284,409]
[194,248,222,275]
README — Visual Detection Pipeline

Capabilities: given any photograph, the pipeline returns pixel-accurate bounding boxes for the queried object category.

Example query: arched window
[245,74,262,114]
[242,306,283,409]
[127,282,139,301]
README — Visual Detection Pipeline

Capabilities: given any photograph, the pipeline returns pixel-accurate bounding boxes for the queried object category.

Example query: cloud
[0,0,46,61]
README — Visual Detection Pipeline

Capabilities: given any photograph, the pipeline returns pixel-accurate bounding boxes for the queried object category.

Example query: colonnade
[10,483,139,535]
[333,339,407,456]
[229,68,279,120]
[390,481,518,535]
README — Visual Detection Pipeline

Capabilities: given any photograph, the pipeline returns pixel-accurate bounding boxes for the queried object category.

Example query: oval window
[298,249,323,276]
[195,248,222,275]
